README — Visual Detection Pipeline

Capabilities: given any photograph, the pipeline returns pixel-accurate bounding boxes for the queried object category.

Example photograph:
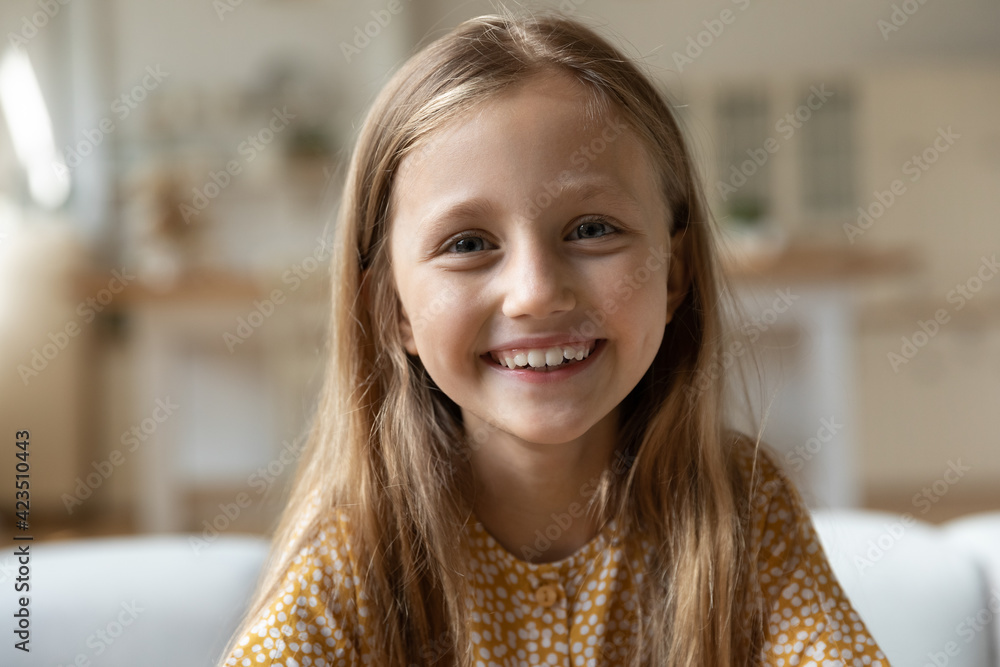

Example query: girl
[220,9,890,666]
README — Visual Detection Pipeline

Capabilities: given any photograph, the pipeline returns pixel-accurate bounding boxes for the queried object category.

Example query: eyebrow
[415,180,644,238]
[565,181,644,210]
[416,197,501,240]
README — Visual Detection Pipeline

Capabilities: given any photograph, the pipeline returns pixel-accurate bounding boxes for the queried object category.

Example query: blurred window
[798,84,856,219]
[714,87,771,222]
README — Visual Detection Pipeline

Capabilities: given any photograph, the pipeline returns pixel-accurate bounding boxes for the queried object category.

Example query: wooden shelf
[721,240,924,285]
[73,267,329,306]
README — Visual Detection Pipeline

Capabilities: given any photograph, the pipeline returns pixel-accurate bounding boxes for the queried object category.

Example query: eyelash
[444,231,490,254]
[444,216,620,254]
[567,217,619,241]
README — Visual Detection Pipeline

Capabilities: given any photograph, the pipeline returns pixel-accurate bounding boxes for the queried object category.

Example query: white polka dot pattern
[223,444,890,666]
[739,444,891,666]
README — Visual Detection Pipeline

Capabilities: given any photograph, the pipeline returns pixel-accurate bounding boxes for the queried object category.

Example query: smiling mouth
[485,339,602,371]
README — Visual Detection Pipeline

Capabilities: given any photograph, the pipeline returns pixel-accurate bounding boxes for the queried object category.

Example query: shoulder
[724,429,795,512]
[280,490,357,567]
[723,430,817,568]
[222,500,365,666]
[725,431,892,665]
[279,498,359,610]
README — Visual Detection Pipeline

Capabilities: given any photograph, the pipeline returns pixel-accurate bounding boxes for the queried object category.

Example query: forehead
[389,72,664,230]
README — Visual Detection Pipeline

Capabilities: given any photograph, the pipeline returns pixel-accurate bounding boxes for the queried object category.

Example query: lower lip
[481,340,605,384]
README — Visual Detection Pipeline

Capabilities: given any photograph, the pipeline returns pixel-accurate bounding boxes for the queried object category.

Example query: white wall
[854,63,1000,487]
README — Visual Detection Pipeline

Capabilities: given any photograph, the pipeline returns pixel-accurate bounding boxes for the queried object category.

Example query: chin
[509,423,594,447]
[461,404,611,448]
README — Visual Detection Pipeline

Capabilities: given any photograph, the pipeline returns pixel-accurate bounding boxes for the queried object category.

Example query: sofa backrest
[0,533,269,666]
[812,509,999,667]
[3,511,998,666]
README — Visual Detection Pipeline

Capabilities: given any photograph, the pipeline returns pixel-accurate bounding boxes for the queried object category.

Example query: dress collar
[466,513,622,580]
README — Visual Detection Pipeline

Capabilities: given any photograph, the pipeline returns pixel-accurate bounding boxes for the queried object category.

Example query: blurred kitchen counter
[721,239,923,284]
[72,267,329,305]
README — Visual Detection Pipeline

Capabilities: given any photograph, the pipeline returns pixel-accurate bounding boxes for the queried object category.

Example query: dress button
[534,583,560,607]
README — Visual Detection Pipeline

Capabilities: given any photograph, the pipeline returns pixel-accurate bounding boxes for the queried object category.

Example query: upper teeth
[489,342,595,369]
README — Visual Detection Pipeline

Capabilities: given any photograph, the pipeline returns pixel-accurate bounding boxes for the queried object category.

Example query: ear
[665,228,691,325]
[361,269,419,357]
[398,302,419,357]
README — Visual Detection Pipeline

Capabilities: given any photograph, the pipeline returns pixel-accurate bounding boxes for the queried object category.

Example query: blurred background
[0,0,997,545]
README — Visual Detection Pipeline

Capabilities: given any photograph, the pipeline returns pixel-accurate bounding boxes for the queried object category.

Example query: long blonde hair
[222,8,771,665]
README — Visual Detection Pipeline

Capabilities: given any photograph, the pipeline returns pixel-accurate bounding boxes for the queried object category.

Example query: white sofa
[813,510,1000,667]
[0,534,268,666]
[1,511,997,666]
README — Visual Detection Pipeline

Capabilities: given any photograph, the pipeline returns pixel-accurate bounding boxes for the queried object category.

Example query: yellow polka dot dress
[222,445,890,666]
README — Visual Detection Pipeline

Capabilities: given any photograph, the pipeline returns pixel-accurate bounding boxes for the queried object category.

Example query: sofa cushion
[942,511,1000,664]
[812,510,994,667]
[0,533,269,666]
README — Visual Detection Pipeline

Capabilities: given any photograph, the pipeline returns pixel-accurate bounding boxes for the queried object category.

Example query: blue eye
[446,233,492,254]
[569,217,617,240]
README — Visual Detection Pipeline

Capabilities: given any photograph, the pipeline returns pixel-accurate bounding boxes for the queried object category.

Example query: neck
[466,408,618,564]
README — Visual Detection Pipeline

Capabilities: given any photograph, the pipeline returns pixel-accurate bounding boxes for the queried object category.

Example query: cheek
[608,262,669,349]
[601,251,668,307]
[405,278,478,353]
[390,262,430,354]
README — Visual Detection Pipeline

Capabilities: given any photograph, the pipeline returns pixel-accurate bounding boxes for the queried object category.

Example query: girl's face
[388,71,685,447]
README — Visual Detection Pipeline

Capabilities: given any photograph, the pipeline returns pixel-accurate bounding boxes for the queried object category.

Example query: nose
[500,239,576,319]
